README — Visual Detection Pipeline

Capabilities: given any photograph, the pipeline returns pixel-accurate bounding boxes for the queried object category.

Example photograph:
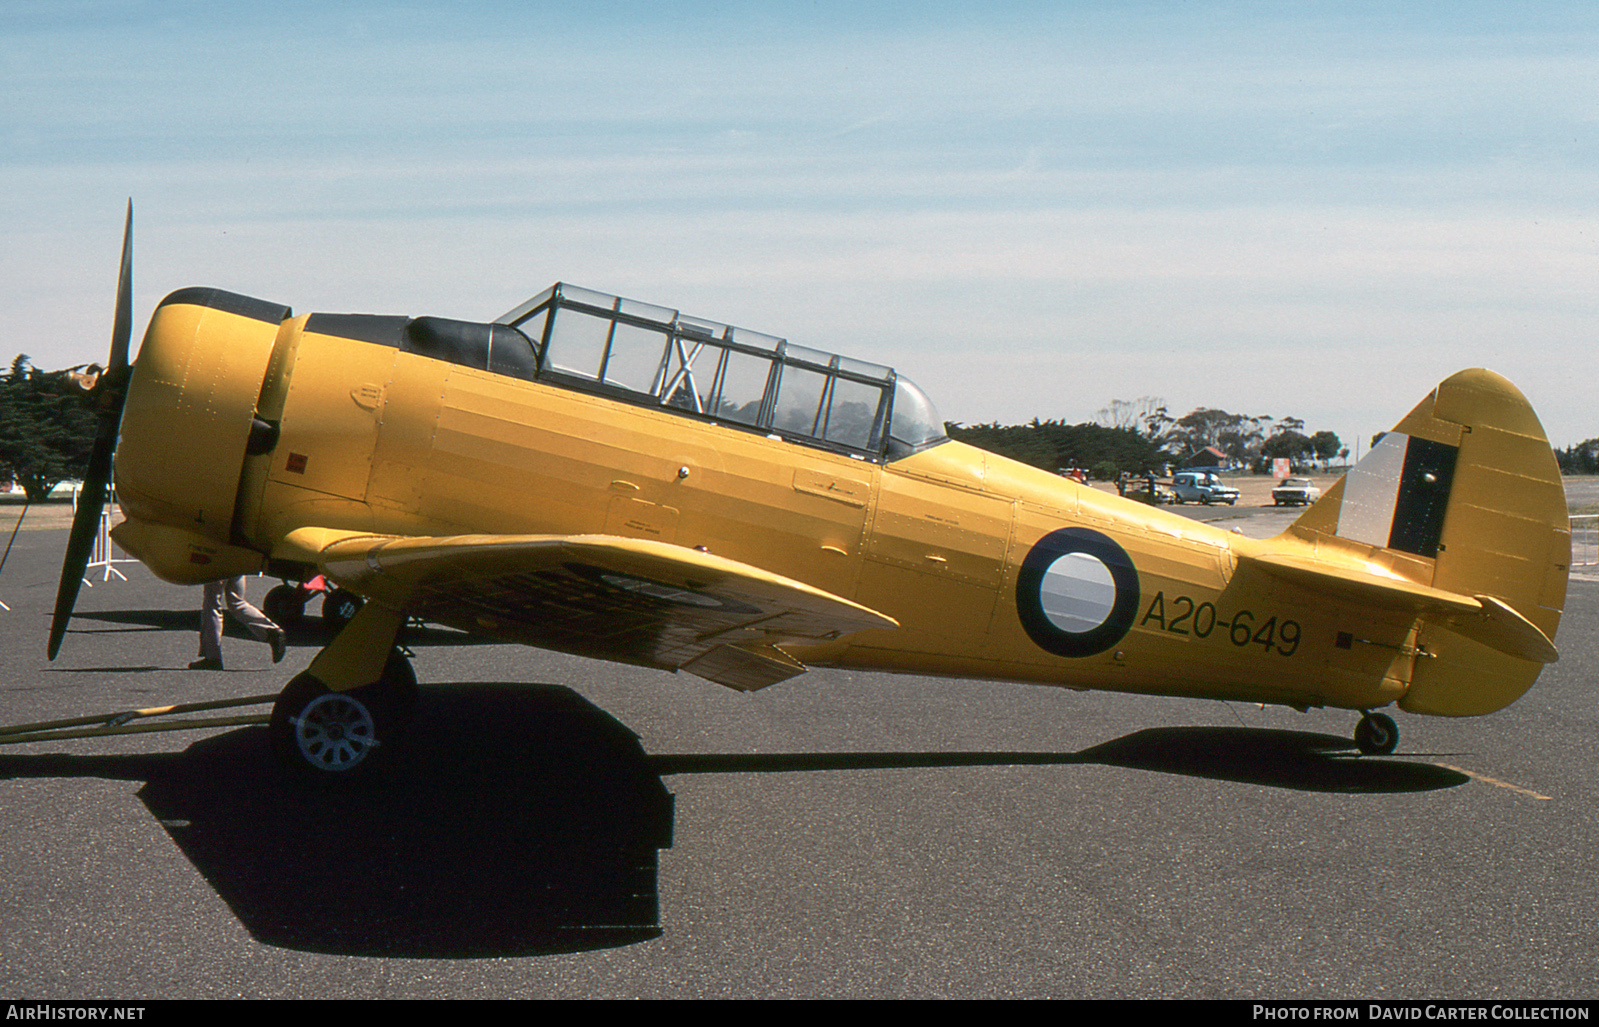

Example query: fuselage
[113,288,1419,713]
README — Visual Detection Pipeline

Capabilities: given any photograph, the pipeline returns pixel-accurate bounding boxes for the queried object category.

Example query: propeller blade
[110,200,132,370]
[48,203,133,660]
[47,433,113,660]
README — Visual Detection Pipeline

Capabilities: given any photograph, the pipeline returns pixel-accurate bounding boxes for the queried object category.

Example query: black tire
[263,584,305,628]
[1355,712,1399,755]
[272,673,384,777]
[269,648,418,778]
[322,588,364,633]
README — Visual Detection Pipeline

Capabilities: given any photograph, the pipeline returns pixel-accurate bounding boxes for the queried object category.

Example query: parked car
[1170,470,1239,506]
[1272,476,1322,506]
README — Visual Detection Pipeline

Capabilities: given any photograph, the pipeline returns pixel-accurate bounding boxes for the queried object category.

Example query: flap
[282,528,896,675]
[679,643,809,692]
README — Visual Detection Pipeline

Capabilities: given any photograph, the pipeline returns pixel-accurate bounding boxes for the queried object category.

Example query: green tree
[1310,430,1343,462]
[1261,430,1314,462]
[0,355,98,502]
[948,420,1165,477]
[1166,407,1272,464]
[1558,439,1599,475]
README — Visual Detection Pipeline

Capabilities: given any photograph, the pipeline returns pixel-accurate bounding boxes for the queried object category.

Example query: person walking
[189,576,287,670]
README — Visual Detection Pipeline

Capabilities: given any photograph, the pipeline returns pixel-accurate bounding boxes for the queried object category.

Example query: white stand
[74,485,136,586]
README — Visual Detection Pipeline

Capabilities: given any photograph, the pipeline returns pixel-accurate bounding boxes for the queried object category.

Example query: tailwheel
[270,648,417,777]
[1354,712,1399,756]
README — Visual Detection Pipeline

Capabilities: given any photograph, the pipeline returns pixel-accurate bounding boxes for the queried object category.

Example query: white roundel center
[1039,552,1117,634]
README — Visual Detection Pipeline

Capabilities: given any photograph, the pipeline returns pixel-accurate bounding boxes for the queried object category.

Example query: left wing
[279,529,898,690]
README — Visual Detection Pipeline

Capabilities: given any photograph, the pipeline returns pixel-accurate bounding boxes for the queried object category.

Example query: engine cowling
[111,288,290,583]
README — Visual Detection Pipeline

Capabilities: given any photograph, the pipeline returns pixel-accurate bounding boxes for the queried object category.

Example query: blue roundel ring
[1015,528,1140,658]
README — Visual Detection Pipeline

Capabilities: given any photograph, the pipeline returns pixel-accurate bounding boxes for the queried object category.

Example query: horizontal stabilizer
[1242,552,1557,664]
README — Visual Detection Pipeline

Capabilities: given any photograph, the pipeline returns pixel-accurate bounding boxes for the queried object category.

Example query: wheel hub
[293,692,377,770]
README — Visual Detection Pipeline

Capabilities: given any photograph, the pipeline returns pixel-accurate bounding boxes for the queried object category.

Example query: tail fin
[1286,368,1568,716]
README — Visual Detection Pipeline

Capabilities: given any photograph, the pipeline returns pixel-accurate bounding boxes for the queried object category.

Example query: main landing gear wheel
[270,649,416,778]
[277,677,379,773]
[1354,712,1399,756]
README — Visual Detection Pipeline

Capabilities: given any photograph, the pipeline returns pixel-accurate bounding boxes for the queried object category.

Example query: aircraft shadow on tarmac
[650,727,1469,794]
[0,685,1466,959]
[2,684,673,959]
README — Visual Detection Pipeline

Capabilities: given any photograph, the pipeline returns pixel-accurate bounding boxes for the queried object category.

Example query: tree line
[948,395,1345,481]
[1556,440,1599,475]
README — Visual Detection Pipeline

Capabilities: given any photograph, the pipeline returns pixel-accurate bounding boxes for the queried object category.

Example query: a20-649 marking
[1139,591,1301,656]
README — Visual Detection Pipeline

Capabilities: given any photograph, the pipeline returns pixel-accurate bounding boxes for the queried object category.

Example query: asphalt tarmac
[1,506,1596,1000]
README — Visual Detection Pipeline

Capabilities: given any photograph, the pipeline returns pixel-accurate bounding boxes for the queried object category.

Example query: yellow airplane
[50,207,1569,775]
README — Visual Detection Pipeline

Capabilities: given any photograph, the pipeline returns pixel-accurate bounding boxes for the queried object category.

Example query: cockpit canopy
[495,283,945,461]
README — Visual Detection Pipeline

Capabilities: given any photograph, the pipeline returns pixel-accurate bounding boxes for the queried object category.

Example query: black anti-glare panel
[405,316,490,367]
[486,325,539,380]
[304,313,409,347]
[158,287,290,325]
[404,317,539,381]
[303,313,539,381]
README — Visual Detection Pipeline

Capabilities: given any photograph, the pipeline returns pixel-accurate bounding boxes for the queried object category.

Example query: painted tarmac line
[1434,763,1552,801]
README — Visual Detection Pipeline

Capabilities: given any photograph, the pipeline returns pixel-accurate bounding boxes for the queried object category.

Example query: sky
[3,1,1597,451]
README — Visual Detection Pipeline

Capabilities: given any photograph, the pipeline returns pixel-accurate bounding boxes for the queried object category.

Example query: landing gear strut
[269,599,415,777]
[1354,711,1399,755]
